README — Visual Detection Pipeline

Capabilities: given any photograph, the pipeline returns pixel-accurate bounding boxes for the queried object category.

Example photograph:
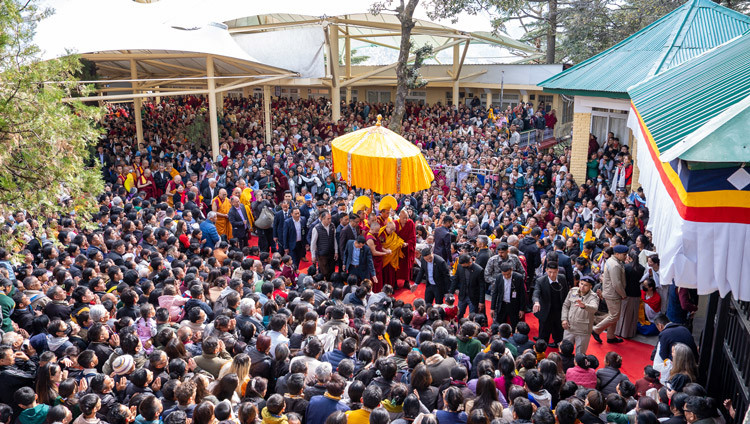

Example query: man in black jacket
[491,262,526,330]
[0,348,35,409]
[451,254,486,319]
[519,227,542,304]
[475,235,491,270]
[532,261,569,348]
[153,162,171,197]
[652,313,698,361]
[201,177,219,209]
[433,216,453,262]
[414,246,451,305]
[272,201,291,253]
[338,213,359,272]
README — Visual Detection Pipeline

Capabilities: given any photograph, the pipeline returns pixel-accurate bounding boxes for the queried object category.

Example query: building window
[561,95,574,124]
[367,90,391,103]
[498,93,519,110]
[538,95,553,113]
[340,88,359,102]
[406,90,426,104]
[308,88,330,99]
[590,108,629,146]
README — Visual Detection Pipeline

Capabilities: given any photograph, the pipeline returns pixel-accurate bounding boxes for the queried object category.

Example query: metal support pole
[264,85,272,145]
[452,44,460,106]
[329,24,341,121]
[130,59,144,145]
[206,56,220,160]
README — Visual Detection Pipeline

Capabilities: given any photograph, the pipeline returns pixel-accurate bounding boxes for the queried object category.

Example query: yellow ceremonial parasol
[332,115,434,194]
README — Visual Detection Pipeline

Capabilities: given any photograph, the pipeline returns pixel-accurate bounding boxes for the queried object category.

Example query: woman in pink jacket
[565,354,598,389]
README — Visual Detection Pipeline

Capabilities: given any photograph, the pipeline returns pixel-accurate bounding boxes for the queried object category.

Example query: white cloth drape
[627,107,750,300]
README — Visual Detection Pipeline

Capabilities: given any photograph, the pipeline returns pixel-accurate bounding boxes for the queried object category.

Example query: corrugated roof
[540,0,750,96]
[629,31,750,162]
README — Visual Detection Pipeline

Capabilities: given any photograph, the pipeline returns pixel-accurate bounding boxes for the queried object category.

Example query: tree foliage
[370,0,422,133]
[0,0,104,223]
[426,0,750,64]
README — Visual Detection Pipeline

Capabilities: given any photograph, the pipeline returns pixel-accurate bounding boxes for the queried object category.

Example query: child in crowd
[136,303,157,352]
[262,394,288,424]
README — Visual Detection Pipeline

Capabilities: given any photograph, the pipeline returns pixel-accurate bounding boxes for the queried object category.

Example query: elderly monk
[212,188,232,240]
[380,221,407,291]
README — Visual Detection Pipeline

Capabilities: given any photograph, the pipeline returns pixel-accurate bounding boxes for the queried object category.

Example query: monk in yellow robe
[379,221,406,290]
[212,188,232,240]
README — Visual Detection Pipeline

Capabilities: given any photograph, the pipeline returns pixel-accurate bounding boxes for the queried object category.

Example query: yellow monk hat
[379,195,397,211]
[353,196,371,213]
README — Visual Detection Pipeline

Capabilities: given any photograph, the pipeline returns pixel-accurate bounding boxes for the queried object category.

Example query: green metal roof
[628,31,750,162]
[540,0,750,96]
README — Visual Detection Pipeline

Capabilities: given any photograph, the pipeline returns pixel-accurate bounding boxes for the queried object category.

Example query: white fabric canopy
[628,107,750,300]
[232,26,326,78]
[35,0,287,75]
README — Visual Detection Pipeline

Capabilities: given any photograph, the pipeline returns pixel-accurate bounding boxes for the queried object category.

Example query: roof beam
[349,36,399,50]
[329,17,470,39]
[214,54,291,75]
[140,59,204,74]
[340,38,463,87]
[228,18,321,34]
[215,74,297,93]
[455,40,471,81]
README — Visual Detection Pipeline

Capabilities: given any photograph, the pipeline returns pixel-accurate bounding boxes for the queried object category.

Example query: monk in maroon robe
[396,208,416,288]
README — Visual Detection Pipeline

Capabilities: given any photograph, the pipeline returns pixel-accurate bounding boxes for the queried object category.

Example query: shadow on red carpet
[394,285,653,382]
[248,236,651,381]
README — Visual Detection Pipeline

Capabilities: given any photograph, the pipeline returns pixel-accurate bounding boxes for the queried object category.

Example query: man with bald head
[228,195,251,248]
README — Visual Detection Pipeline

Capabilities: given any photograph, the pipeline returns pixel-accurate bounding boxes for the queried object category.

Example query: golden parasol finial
[376,114,383,126]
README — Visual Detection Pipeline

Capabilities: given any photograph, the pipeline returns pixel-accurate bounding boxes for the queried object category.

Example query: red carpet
[393,284,653,382]
[249,236,652,381]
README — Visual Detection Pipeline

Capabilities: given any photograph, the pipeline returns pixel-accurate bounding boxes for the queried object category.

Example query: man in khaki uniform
[592,244,628,344]
[562,276,600,354]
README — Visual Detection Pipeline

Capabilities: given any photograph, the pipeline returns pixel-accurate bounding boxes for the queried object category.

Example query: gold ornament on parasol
[332,115,434,194]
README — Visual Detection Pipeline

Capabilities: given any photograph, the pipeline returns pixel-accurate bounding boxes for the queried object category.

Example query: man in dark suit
[282,207,307,267]
[532,261,569,348]
[475,235,491,270]
[547,239,574,286]
[153,162,171,197]
[202,178,219,209]
[451,254,486,319]
[519,227,542,304]
[491,262,526,331]
[273,201,291,252]
[343,236,376,282]
[338,213,360,272]
[228,196,251,248]
[433,215,453,262]
[414,246,452,305]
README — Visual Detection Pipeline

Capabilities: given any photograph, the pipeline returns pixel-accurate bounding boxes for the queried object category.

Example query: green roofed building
[539,0,750,185]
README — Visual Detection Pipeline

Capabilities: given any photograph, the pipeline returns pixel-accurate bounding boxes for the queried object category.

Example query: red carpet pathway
[249,236,652,381]
[393,284,653,381]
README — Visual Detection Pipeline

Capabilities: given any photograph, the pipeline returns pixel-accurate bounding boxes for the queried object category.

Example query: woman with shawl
[396,208,416,288]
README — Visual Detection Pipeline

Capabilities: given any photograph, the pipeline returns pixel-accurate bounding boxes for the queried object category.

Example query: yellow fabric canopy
[332,116,434,195]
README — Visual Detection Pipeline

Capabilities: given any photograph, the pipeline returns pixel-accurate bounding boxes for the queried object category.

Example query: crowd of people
[0,94,722,424]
